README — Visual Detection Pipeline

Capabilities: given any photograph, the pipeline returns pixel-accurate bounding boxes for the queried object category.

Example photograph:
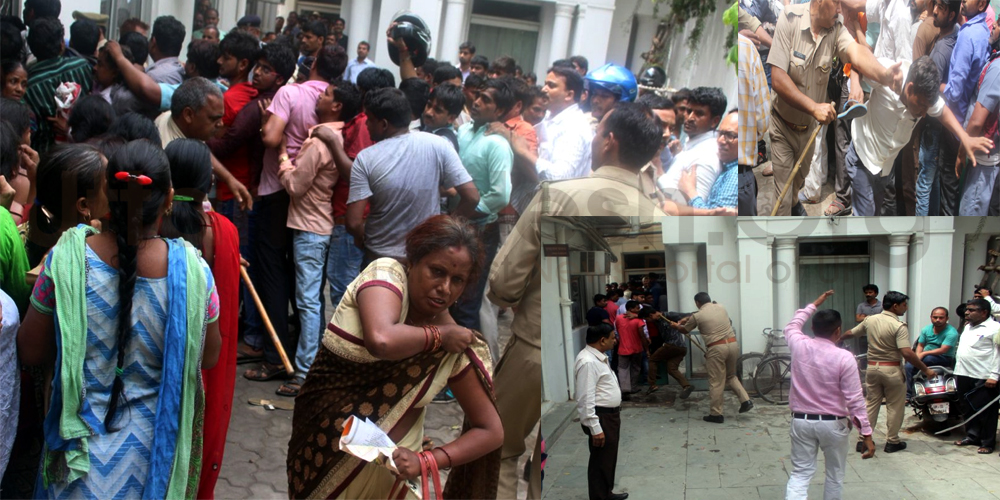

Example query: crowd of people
[0,1,562,498]
[577,277,754,499]
[738,0,1000,216]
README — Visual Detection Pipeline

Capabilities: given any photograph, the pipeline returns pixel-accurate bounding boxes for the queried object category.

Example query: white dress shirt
[345,57,376,83]
[954,318,1000,381]
[870,0,915,61]
[656,130,722,200]
[574,345,622,435]
[535,103,594,182]
[852,58,945,177]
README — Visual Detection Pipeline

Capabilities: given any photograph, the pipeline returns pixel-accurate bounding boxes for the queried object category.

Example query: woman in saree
[287,215,504,499]
[17,139,221,499]
[160,139,241,499]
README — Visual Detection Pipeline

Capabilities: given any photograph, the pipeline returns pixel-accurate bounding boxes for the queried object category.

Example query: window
[570,275,585,327]
[623,252,665,270]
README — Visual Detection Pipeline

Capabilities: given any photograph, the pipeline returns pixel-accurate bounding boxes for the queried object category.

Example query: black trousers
[957,375,1000,450]
[252,190,295,366]
[582,410,621,500]
[939,132,962,216]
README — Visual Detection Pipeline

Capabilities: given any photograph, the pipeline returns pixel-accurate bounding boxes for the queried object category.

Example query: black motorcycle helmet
[638,66,666,88]
[388,11,432,68]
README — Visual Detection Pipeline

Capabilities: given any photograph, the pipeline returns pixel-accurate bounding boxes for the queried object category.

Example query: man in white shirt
[848,56,992,215]
[575,324,628,500]
[657,87,726,202]
[952,298,1000,455]
[974,288,1000,320]
[506,66,594,212]
[867,0,918,60]
[344,41,376,84]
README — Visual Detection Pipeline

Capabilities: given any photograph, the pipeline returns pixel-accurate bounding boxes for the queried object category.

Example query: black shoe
[609,493,629,500]
[739,400,754,413]
[855,441,864,453]
[703,415,724,424]
[884,441,907,453]
[622,393,632,402]
[680,386,694,399]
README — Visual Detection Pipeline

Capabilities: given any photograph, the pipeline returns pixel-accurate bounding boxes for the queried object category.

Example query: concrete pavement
[543,385,1000,499]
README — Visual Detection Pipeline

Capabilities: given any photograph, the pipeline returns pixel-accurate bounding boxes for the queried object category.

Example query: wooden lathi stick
[240,265,294,375]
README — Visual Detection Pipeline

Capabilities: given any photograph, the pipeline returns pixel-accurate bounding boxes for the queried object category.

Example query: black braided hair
[103,139,171,429]
[160,139,212,250]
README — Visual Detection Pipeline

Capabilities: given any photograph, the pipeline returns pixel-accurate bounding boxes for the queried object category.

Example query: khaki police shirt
[768,4,855,127]
[739,7,762,33]
[533,165,668,219]
[680,302,736,345]
[487,202,541,349]
[853,310,911,362]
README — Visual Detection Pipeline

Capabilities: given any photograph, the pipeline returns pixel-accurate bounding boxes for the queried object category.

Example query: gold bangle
[279,154,289,163]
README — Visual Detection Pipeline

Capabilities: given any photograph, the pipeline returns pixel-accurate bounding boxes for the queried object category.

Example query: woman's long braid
[104,182,143,430]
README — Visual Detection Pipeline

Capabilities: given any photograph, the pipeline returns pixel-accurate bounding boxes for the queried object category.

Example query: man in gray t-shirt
[856,284,883,323]
[347,88,479,264]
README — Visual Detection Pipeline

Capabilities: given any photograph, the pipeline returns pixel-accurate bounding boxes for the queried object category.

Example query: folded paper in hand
[340,415,399,473]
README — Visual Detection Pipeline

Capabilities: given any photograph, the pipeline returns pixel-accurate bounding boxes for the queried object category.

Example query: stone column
[888,233,911,320]
[438,0,468,64]
[347,0,373,53]
[548,3,575,68]
[773,237,798,328]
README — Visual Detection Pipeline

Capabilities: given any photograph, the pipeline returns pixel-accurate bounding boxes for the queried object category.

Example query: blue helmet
[585,63,638,102]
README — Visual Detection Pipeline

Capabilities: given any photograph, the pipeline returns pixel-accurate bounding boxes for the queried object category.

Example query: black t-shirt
[587,306,610,326]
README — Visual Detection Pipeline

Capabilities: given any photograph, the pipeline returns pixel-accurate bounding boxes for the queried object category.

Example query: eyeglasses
[718,131,738,141]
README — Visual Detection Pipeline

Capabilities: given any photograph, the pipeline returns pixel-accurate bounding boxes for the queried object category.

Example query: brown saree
[286,259,500,499]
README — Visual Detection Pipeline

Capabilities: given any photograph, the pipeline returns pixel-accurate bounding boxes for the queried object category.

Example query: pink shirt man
[784,304,873,436]
[259,80,327,196]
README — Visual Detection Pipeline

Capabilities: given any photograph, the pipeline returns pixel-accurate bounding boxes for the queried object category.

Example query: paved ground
[753,161,838,217]
[543,384,1000,500]
[215,309,527,499]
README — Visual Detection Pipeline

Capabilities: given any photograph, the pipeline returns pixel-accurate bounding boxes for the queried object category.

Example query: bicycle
[754,354,793,404]
[736,328,787,397]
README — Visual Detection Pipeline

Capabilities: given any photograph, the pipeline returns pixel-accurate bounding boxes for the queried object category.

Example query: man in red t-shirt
[211,30,260,214]
[614,300,648,400]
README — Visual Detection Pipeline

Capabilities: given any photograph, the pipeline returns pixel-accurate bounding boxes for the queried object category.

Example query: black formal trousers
[582,410,621,500]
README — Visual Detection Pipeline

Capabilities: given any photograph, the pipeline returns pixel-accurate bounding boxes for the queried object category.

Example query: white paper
[339,415,399,473]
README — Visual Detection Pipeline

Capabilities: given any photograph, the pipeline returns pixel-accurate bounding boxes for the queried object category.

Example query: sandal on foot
[243,362,288,382]
[955,438,979,447]
[422,437,435,451]
[237,342,264,364]
[979,447,994,454]
[276,376,305,397]
[823,200,850,216]
[645,384,659,396]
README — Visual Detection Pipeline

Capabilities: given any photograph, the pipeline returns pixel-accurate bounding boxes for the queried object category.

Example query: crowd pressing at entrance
[578,278,754,499]
[0,1,562,498]
[738,0,1000,216]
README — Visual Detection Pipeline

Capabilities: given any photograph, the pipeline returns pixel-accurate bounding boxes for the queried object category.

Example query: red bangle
[436,447,453,469]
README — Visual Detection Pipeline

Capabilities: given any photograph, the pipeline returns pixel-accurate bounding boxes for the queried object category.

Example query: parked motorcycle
[911,366,961,424]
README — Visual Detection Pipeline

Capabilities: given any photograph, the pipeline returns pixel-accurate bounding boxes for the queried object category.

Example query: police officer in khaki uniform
[844,291,935,453]
[768,0,904,215]
[669,292,753,423]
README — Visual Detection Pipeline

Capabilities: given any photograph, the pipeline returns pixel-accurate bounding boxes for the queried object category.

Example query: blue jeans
[449,222,500,332]
[906,354,954,399]
[216,198,264,349]
[292,230,331,377]
[326,224,363,312]
[847,143,884,216]
[959,164,999,216]
[916,120,943,216]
